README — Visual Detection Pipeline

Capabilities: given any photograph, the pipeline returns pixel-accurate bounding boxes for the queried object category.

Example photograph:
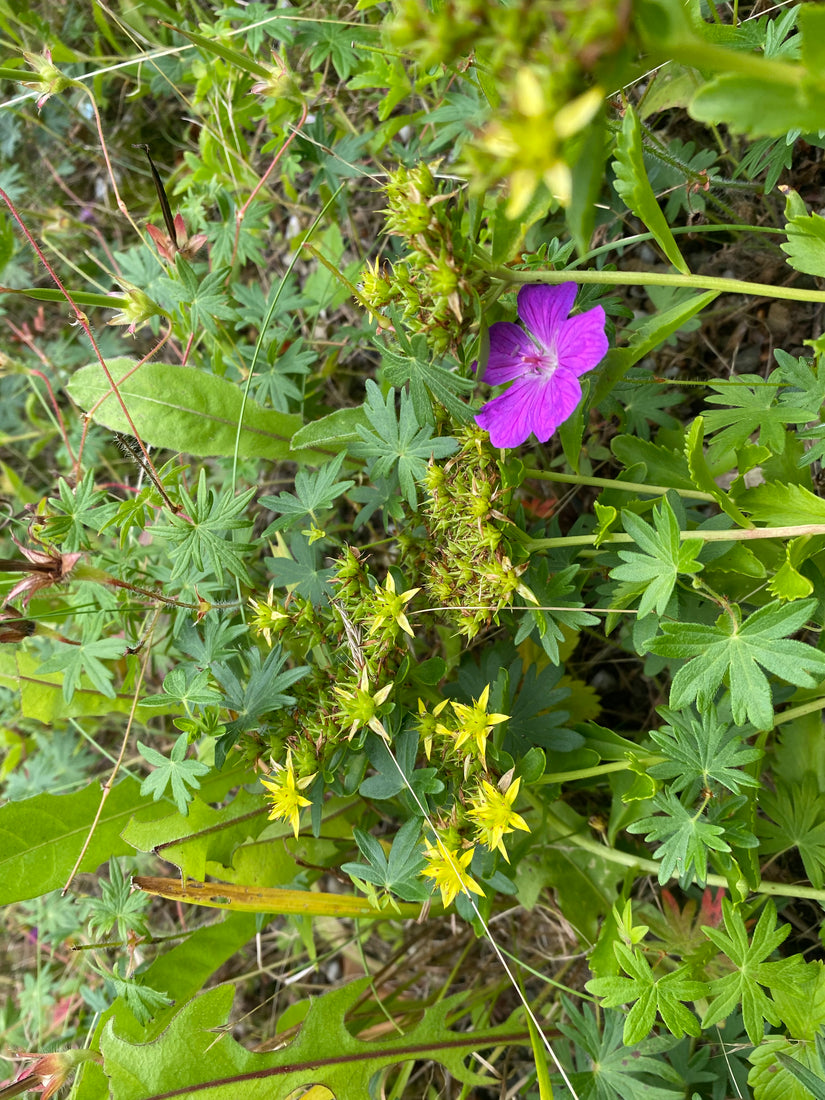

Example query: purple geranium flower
[474,283,608,449]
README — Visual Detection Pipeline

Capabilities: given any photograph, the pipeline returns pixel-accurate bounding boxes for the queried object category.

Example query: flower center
[521,347,557,375]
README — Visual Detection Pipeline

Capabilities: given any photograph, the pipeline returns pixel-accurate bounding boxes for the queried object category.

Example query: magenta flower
[474,283,608,449]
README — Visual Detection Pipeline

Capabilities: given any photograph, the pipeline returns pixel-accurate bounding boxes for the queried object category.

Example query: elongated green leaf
[291,405,370,451]
[0,778,160,904]
[161,22,271,77]
[592,291,716,405]
[67,360,328,463]
[612,105,689,274]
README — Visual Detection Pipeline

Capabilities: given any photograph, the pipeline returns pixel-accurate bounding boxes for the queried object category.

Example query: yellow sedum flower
[260,751,315,838]
[437,684,509,767]
[421,839,484,909]
[467,776,530,861]
[248,586,290,646]
[369,572,420,639]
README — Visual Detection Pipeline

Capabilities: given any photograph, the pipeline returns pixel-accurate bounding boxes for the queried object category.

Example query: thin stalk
[569,222,784,270]
[528,469,716,502]
[543,808,825,904]
[522,522,825,553]
[493,266,825,305]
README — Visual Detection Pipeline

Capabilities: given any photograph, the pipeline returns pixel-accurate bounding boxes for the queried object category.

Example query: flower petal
[480,321,536,386]
[517,283,577,349]
[556,306,608,377]
[476,377,549,448]
[530,369,583,442]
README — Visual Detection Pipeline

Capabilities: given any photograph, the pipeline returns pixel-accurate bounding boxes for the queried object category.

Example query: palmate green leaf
[213,646,308,766]
[43,472,118,551]
[85,859,150,941]
[108,969,172,1026]
[514,561,598,663]
[350,380,458,509]
[647,599,825,730]
[260,452,355,534]
[67,360,329,463]
[558,999,683,1100]
[586,942,706,1044]
[612,104,688,274]
[380,329,475,424]
[38,635,126,703]
[648,706,761,800]
[153,469,256,585]
[627,789,731,886]
[0,777,158,905]
[701,898,802,1044]
[610,498,703,617]
[703,375,812,462]
[99,977,528,1100]
[754,1038,825,1100]
[756,775,825,889]
[155,258,238,337]
[138,734,211,815]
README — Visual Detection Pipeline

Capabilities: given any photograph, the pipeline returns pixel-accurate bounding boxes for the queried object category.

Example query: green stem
[541,757,660,784]
[569,223,783,270]
[523,523,825,553]
[493,267,825,305]
[546,810,825,903]
[528,469,716,503]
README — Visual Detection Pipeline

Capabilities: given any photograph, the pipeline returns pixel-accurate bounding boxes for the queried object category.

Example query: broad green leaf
[593,291,716,404]
[769,539,816,601]
[100,978,527,1099]
[611,435,695,490]
[782,208,825,278]
[612,104,688,274]
[690,75,824,137]
[0,650,177,724]
[567,109,608,255]
[738,481,825,526]
[0,777,160,904]
[490,184,555,264]
[751,1039,825,1100]
[67,360,328,463]
[77,913,262,1098]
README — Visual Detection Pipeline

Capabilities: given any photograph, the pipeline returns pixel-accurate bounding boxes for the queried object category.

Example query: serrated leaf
[610,498,703,617]
[648,599,825,729]
[612,104,688,274]
[99,978,528,1099]
[701,898,799,1044]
